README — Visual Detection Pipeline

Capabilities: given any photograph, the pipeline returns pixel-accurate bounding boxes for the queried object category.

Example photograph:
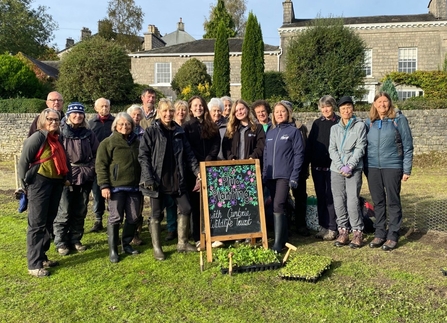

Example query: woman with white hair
[127,104,145,139]
[263,101,305,252]
[208,97,227,160]
[220,96,232,119]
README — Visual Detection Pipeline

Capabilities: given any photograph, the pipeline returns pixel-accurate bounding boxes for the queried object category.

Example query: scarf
[99,114,109,123]
[47,133,69,175]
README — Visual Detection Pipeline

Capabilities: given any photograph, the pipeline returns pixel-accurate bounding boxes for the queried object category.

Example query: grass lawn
[0,155,447,323]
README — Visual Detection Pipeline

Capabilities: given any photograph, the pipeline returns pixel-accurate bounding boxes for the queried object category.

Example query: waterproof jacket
[18,130,71,188]
[95,131,141,190]
[88,114,115,143]
[139,120,200,197]
[307,114,340,168]
[263,122,304,182]
[222,123,265,161]
[182,117,220,162]
[329,116,367,173]
[365,112,413,175]
[60,125,99,185]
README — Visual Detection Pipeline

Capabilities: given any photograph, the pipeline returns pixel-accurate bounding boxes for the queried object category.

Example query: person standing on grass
[307,95,340,241]
[365,92,413,251]
[18,108,71,277]
[53,103,99,256]
[88,98,115,233]
[139,99,201,260]
[95,112,141,263]
[263,101,304,252]
[329,96,367,248]
[28,91,65,137]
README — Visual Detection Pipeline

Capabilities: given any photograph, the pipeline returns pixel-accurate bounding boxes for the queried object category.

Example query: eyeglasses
[47,99,64,102]
[117,122,131,127]
[46,117,60,123]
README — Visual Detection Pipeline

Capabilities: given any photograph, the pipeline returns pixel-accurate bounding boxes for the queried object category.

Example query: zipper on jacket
[272,127,282,178]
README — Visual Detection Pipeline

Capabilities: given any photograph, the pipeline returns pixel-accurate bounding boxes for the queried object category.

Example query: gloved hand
[289,180,298,189]
[340,165,352,177]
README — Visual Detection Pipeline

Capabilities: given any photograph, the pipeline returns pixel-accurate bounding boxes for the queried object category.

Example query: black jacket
[88,114,115,143]
[182,117,220,162]
[222,123,265,160]
[139,120,200,197]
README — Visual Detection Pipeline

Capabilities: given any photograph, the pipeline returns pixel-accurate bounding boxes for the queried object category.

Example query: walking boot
[177,215,197,253]
[107,223,120,263]
[130,218,144,246]
[349,230,363,249]
[149,219,165,260]
[122,221,139,255]
[334,227,349,247]
[90,221,103,233]
[272,213,286,253]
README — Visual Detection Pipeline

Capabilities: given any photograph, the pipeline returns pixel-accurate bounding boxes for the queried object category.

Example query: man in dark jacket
[88,98,115,232]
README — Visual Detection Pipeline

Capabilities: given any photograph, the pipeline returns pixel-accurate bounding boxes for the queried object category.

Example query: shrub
[0,98,47,113]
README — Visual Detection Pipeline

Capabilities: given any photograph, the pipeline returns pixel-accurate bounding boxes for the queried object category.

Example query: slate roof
[162,29,195,47]
[130,38,279,55]
[21,54,60,79]
[281,13,442,28]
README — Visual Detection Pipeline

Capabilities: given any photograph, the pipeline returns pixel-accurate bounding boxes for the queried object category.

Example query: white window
[398,48,417,73]
[397,91,417,101]
[204,61,214,78]
[155,63,171,84]
[364,49,372,77]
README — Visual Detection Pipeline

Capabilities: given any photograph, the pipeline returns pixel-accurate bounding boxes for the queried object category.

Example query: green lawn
[1,155,447,323]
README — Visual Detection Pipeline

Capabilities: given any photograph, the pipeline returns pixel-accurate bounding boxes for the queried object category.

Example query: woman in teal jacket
[366,92,413,251]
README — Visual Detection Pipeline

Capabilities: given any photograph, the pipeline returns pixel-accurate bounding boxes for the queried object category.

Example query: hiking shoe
[369,237,386,248]
[57,245,70,256]
[28,268,49,277]
[315,227,328,239]
[42,260,59,268]
[334,228,349,247]
[73,242,86,252]
[382,240,397,251]
[130,236,144,245]
[349,230,363,249]
[322,230,338,241]
[90,221,103,233]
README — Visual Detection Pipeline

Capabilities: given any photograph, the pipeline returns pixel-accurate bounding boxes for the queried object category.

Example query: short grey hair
[208,98,224,112]
[220,96,232,104]
[127,104,143,115]
[318,95,337,110]
[111,112,135,132]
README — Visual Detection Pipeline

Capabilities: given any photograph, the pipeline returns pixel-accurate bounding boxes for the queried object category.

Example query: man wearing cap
[88,98,115,232]
[28,91,65,137]
[54,102,99,256]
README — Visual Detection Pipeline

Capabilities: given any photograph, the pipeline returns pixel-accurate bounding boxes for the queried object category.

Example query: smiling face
[44,110,61,133]
[254,105,269,124]
[116,117,132,136]
[210,106,222,123]
[374,95,391,119]
[141,91,156,113]
[273,104,289,124]
[175,105,187,124]
[190,98,204,118]
[129,109,142,126]
[46,92,64,111]
[222,100,231,118]
[68,112,84,128]
[320,104,334,120]
[339,104,354,124]
[159,107,174,126]
[234,103,249,124]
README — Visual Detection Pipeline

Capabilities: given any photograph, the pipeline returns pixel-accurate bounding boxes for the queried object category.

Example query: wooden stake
[282,243,297,265]
[200,251,204,272]
[228,252,234,276]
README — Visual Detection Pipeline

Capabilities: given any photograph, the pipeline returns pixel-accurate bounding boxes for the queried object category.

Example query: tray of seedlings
[278,253,332,283]
[214,244,282,275]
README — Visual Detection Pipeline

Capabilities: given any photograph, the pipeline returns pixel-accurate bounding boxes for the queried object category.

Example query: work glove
[289,180,298,189]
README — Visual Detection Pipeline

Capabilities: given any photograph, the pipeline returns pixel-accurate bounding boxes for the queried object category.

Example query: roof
[130,38,279,56]
[162,29,195,47]
[21,54,60,79]
[281,13,442,28]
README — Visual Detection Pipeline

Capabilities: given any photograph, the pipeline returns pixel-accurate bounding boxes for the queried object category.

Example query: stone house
[280,0,447,102]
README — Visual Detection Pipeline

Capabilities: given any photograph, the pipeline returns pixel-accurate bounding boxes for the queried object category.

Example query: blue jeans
[331,170,364,231]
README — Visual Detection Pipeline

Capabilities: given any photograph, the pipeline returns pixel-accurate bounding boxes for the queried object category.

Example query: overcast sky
[33,0,430,51]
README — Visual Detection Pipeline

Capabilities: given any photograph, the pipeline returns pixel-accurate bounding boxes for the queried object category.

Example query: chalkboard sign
[200,159,267,262]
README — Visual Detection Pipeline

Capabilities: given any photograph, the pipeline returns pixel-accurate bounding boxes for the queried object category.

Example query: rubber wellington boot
[149,219,165,260]
[177,215,197,253]
[107,223,120,263]
[122,221,139,255]
[272,213,286,253]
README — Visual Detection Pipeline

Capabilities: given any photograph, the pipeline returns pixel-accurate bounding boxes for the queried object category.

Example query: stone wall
[1,110,446,159]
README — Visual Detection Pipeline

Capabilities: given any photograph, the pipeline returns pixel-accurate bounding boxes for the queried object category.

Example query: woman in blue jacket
[366,92,413,251]
[263,101,304,252]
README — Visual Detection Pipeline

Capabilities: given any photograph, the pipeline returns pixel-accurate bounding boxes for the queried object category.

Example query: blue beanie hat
[66,102,85,116]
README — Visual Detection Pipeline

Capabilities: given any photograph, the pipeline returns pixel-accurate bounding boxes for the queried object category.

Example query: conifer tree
[213,20,231,97]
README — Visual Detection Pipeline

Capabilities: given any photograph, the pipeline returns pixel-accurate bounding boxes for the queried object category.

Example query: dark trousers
[91,176,105,222]
[27,174,64,270]
[266,178,290,214]
[190,191,201,242]
[165,195,178,232]
[107,191,141,225]
[367,168,403,242]
[311,168,337,231]
[151,193,192,222]
[54,182,93,248]
[292,176,307,228]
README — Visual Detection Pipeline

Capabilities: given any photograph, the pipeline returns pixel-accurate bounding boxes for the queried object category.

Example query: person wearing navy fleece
[263,101,304,252]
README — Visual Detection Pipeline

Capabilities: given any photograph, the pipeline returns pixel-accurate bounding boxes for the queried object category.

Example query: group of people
[17,89,413,278]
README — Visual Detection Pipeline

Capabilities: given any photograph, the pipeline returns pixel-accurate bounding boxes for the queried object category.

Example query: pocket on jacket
[24,163,40,185]
[113,164,119,181]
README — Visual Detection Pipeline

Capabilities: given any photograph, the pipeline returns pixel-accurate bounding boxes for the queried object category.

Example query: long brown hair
[187,95,218,139]
[226,99,257,139]
[369,92,397,122]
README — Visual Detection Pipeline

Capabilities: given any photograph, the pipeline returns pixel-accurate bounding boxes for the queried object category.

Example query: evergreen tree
[380,77,399,102]
[213,20,231,97]
[203,0,236,39]
[285,17,366,107]
[241,12,264,102]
